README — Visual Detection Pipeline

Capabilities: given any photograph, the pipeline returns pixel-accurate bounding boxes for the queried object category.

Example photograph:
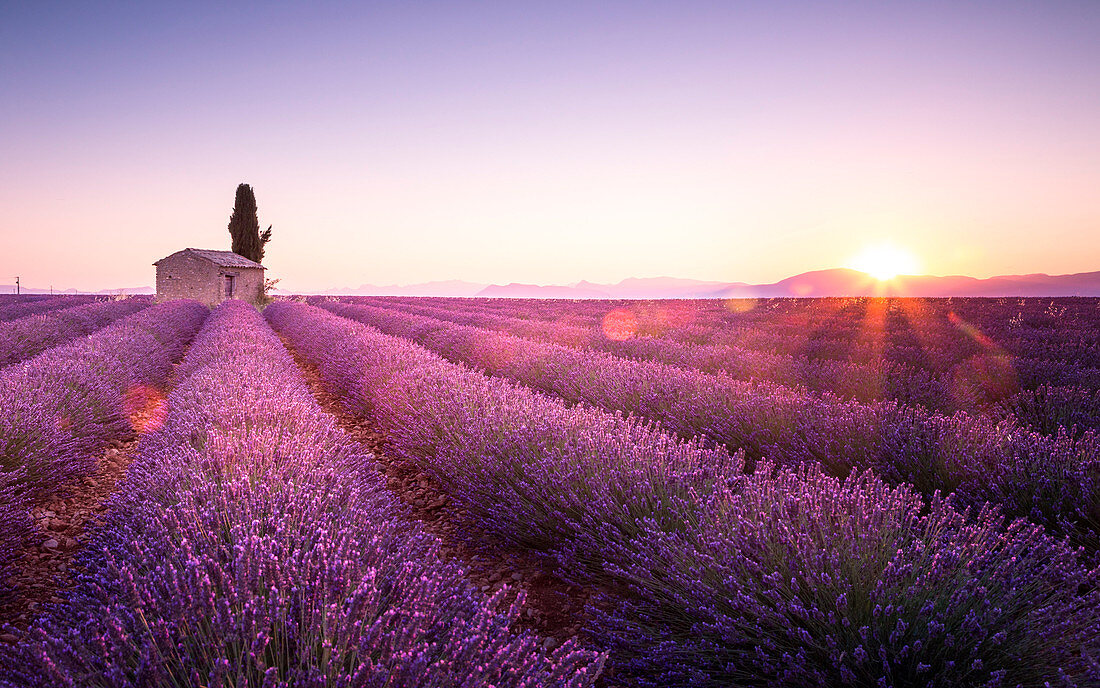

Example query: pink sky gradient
[1,2,1097,292]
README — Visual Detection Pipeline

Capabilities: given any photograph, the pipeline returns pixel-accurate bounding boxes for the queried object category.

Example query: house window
[225,274,235,298]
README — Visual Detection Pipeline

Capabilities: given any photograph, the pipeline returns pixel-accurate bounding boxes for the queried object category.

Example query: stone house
[154,248,265,306]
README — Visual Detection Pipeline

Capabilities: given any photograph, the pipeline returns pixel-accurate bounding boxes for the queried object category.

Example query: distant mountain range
[325,270,1100,298]
[317,279,486,297]
[475,277,740,299]
[7,269,1100,299]
[0,285,154,296]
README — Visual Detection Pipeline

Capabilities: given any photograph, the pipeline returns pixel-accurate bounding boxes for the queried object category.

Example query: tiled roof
[155,249,264,269]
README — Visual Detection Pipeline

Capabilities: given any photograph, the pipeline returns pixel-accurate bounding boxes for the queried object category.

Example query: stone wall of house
[156,253,265,306]
[232,267,265,305]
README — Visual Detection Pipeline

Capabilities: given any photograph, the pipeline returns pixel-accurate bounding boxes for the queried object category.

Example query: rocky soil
[0,367,174,635]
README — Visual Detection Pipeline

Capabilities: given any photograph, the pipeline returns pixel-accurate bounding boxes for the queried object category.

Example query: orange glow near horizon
[1,4,1098,291]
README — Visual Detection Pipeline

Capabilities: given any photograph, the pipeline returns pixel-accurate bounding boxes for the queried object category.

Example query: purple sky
[1,1,1098,291]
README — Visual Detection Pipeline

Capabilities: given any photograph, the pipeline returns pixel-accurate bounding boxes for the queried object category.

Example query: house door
[224,275,235,298]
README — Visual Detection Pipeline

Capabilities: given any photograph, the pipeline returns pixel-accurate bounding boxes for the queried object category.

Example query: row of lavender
[356,297,954,408]
[386,295,1100,376]
[312,300,1100,552]
[391,296,1100,369]
[0,300,208,603]
[0,295,52,306]
[693,297,1100,363]
[361,296,1100,423]
[2,301,604,687]
[268,300,1100,687]
[0,296,154,368]
[0,296,102,323]
[359,297,979,413]
[385,292,1100,380]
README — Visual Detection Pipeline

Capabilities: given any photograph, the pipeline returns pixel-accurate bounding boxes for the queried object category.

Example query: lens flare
[602,309,638,341]
[725,299,756,313]
[124,384,167,433]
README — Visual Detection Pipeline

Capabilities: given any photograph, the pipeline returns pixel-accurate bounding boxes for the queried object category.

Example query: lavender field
[2,294,1099,687]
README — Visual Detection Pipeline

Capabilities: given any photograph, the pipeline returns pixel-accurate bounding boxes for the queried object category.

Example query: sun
[848,244,921,281]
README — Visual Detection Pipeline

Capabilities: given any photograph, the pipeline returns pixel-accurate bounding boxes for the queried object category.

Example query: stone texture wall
[231,267,265,305]
[156,254,265,306]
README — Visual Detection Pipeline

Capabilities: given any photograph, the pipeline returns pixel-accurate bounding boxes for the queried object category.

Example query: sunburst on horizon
[848,244,923,281]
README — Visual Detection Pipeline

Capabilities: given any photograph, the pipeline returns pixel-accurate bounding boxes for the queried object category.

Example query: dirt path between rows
[0,355,187,635]
[277,335,626,686]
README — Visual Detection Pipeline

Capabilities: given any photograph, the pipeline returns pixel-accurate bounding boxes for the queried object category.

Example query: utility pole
[15,277,19,295]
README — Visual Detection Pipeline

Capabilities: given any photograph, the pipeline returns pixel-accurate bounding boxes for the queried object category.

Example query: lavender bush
[267,301,1100,686]
[315,299,1100,550]
[352,296,1100,405]
[0,296,152,368]
[594,465,1100,686]
[0,296,98,323]
[0,299,206,499]
[995,384,1100,435]
[0,301,604,687]
[0,295,51,307]
[0,299,207,601]
[266,301,739,557]
[347,297,956,411]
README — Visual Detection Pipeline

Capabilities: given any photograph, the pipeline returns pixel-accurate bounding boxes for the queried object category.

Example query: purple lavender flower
[1,301,604,687]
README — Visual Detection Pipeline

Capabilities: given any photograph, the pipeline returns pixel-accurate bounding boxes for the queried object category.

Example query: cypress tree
[227,183,271,263]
